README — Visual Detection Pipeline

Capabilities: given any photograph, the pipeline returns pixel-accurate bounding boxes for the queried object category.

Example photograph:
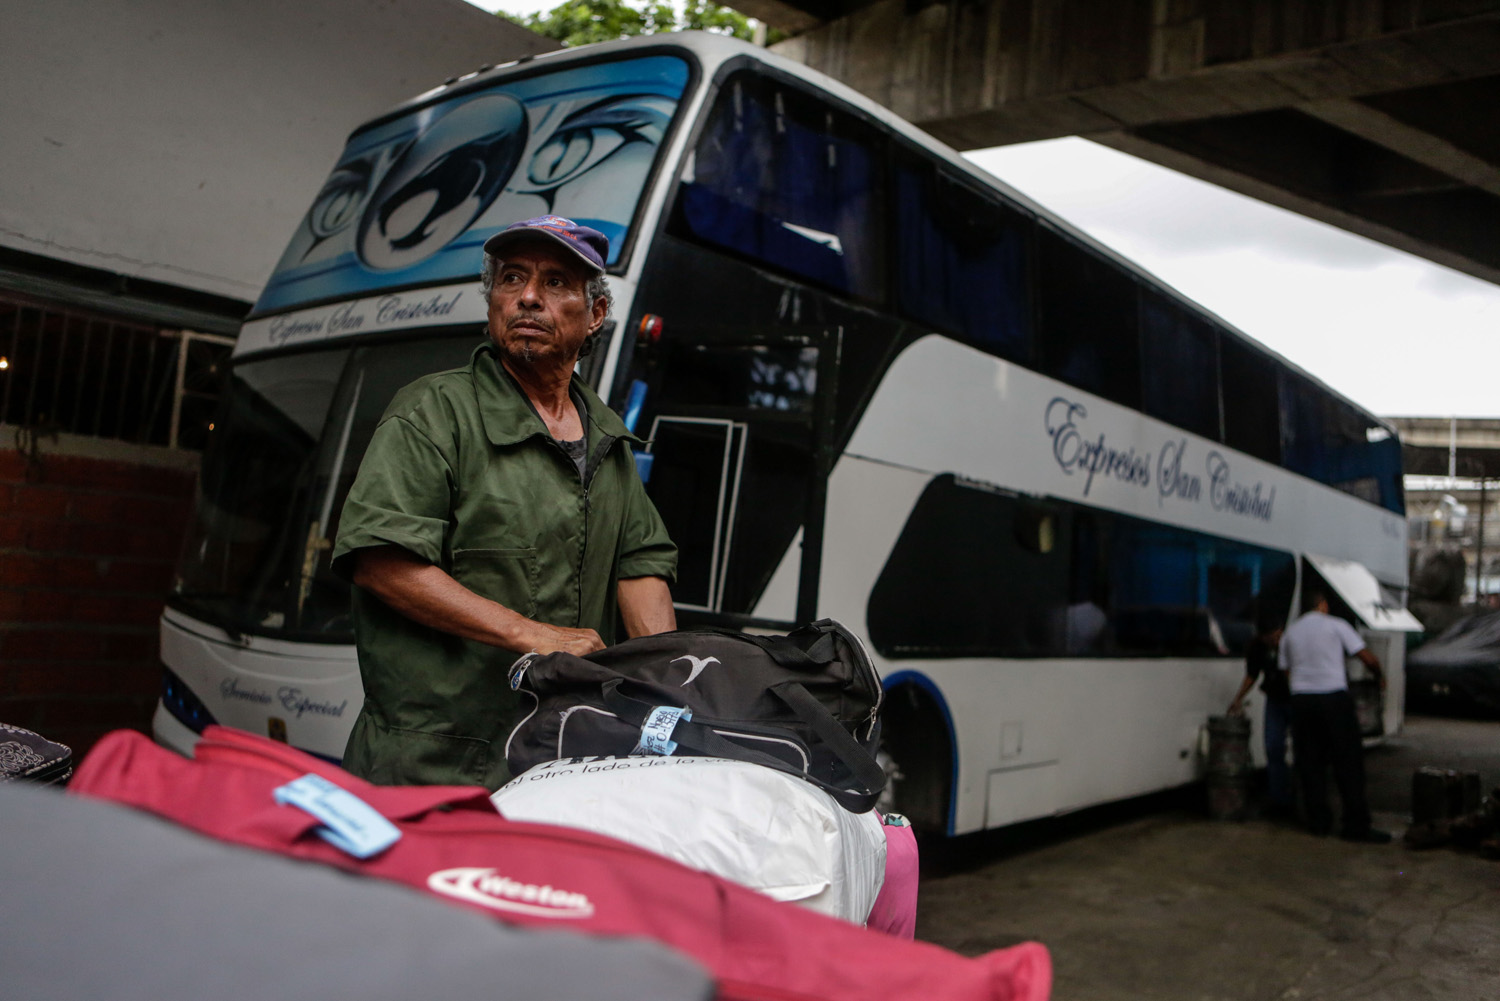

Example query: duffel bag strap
[768,681,886,814]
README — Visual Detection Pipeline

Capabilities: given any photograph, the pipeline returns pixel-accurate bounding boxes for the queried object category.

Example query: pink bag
[868,815,920,938]
[70,727,1050,1001]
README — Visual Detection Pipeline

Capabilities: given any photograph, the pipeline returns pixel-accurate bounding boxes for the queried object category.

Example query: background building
[0,0,551,753]
[1395,417,1500,630]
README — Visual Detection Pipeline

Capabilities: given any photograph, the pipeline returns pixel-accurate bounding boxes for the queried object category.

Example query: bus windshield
[255,53,691,315]
[170,334,480,641]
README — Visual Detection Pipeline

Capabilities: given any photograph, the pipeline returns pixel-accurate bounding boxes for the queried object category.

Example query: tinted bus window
[894,161,1031,363]
[1035,227,1141,408]
[868,477,1072,658]
[674,72,886,301]
[869,475,1294,659]
[1220,335,1281,465]
[1140,292,1221,441]
[1280,370,1404,513]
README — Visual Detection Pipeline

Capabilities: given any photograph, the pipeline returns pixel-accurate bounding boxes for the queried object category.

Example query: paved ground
[916,716,1500,1000]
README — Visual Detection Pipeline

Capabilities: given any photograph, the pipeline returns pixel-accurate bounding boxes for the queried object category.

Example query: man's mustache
[506,316,554,333]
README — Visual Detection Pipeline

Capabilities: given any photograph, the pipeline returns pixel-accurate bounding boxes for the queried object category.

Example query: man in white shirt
[1280,591,1390,843]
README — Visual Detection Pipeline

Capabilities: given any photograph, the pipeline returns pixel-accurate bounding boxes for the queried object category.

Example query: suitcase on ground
[0,723,73,785]
[70,726,1050,1001]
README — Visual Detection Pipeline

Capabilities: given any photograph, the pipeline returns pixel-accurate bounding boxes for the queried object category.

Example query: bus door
[630,325,844,628]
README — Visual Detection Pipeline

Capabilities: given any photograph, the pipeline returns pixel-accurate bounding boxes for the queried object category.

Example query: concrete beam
[730,0,832,34]
[771,0,1500,286]
[1300,97,1500,198]
[1093,128,1500,287]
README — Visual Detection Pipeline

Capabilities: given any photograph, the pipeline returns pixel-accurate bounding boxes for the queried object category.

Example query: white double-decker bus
[156,31,1419,835]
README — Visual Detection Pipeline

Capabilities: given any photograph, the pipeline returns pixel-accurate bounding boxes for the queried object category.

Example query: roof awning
[1305,554,1424,633]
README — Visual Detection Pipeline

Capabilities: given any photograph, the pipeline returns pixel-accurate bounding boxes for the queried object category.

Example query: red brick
[33,456,145,493]
[1,629,108,661]
[98,558,176,595]
[0,518,28,548]
[19,588,76,625]
[11,484,74,520]
[0,552,54,588]
[0,589,25,621]
[26,521,136,558]
[69,491,188,528]
[6,661,159,699]
[102,632,158,662]
[38,695,156,729]
[72,593,164,628]
[0,450,26,482]
[0,697,48,732]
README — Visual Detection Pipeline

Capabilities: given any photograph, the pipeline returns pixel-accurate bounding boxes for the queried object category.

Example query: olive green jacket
[331,343,677,789]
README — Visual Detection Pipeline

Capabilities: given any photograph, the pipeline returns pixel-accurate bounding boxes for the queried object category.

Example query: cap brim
[481,228,604,273]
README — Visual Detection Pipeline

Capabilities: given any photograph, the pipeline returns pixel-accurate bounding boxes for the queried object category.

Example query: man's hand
[523,622,605,656]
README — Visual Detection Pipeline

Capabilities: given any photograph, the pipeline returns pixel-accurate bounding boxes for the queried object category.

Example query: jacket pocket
[346,713,493,787]
[452,547,538,619]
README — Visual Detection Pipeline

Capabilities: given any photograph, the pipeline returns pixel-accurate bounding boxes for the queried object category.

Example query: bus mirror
[637,314,664,348]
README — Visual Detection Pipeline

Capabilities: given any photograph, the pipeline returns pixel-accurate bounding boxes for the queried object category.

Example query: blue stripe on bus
[881,670,960,837]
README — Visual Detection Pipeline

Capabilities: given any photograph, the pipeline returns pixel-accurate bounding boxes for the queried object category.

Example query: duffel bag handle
[600,679,884,814]
[686,624,840,671]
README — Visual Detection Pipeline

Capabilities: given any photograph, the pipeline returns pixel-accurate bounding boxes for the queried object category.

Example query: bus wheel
[878,684,952,836]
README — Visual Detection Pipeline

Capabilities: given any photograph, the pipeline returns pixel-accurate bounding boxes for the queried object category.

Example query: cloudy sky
[473,1,1498,419]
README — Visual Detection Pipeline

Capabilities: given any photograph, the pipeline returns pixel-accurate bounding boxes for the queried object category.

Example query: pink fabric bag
[867,814,920,938]
[71,727,1051,1001]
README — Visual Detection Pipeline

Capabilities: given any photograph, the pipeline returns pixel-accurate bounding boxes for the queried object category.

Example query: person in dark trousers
[1227,617,1291,816]
[1280,591,1391,843]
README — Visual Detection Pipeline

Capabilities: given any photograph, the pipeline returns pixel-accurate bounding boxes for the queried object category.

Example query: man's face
[486,241,604,368]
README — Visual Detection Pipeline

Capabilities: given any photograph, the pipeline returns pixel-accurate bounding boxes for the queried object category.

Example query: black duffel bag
[504,619,886,812]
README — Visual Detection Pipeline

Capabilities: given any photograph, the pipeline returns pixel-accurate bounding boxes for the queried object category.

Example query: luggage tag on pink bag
[274,773,402,859]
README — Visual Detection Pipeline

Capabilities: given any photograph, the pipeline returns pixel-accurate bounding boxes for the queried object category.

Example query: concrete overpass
[1394,416,1500,478]
[750,0,1500,287]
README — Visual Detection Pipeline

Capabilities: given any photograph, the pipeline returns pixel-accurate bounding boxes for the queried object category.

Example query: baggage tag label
[274,773,401,859]
[632,706,691,756]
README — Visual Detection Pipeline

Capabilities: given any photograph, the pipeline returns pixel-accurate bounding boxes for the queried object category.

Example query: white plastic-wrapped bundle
[493,755,887,924]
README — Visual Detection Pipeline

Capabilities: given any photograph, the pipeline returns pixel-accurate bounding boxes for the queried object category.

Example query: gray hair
[479,251,613,357]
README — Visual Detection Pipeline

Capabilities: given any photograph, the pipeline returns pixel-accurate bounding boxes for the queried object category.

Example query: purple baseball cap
[481,215,608,273]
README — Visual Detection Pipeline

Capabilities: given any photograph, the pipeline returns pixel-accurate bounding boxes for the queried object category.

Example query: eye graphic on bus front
[307,161,373,244]
[357,94,529,271]
[520,95,674,197]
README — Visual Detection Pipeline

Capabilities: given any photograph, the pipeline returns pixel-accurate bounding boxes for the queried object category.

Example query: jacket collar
[470,342,641,449]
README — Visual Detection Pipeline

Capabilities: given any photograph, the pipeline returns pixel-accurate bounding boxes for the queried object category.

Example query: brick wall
[0,444,196,758]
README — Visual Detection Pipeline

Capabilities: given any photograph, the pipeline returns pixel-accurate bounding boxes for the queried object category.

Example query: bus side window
[1139,292,1222,443]
[672,72,886,302]
[1221,335,1281,465]
[893,160,1032,365]
[867,476,1072,659]
[1035,226,1141,410]
[1280,368,1404,514]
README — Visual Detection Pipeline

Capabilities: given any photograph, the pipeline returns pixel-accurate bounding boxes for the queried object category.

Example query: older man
[331,216,678,789]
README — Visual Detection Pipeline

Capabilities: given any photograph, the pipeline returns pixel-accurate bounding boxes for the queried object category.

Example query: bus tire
[877,683,953,836]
